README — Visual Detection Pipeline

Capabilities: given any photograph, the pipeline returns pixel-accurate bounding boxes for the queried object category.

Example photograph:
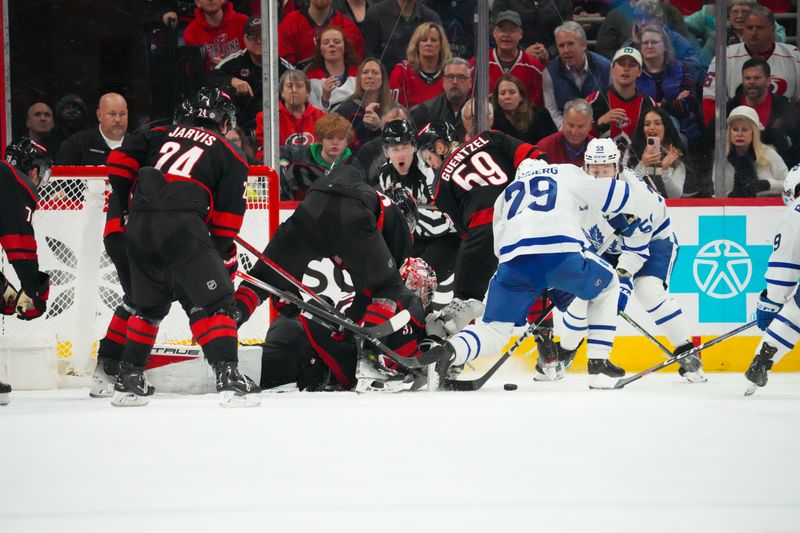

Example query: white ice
[1,368,800,533]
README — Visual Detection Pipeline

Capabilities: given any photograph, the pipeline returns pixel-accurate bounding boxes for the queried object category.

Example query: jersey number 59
[451,152,509,191]
[504,176,557,218]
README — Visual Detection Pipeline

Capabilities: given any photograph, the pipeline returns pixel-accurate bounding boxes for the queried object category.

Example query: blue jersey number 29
[505,176,558,218]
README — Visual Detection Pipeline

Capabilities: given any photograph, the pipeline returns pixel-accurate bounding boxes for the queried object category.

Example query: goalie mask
[191,87,237,133]
[784,164,800,205]
[584,138,620,179]
[400,257,438,308]
[4,137,53,189]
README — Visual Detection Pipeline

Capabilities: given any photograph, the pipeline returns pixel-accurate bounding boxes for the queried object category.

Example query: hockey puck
[503,383,518,391]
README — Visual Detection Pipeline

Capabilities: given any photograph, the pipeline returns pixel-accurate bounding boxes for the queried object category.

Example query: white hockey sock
[449,320,515,366]
[634,276,691,347]
[761,298,800,364]
[586,282,617,360]
[559,299,588,351]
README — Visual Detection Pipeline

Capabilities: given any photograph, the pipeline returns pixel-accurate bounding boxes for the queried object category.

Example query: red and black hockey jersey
[433,130,544,234]
[389,61,445,109]
[107,124,249,253]
[587,88,655,141]
[0,161,42,293]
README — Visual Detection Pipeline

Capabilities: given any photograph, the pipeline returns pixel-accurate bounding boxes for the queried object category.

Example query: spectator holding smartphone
[629,107,688,198]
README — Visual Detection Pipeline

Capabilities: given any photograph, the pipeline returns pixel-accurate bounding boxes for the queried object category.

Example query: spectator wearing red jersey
[587,46,655,143]
[279,70,326,147]
[389,22,452,109]
[334,58,394,152]
[474,10,545,107]
[304,25,361,110]
[278,0,364,70]
[536,98,595,166]
[184,0,249,71]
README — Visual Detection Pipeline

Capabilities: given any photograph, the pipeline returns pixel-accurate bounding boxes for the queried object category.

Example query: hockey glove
[756,290,783,331]
[222,244,238,281]
[2,277,18,315]
[425,311,448,339]
[360,298,397,328]
[15,272,50,321]
[617,274,633,314]
[271,295,300,318]
[607,214,638,237]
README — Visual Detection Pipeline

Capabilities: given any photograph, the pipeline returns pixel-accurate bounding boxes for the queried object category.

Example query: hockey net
[0,165,280,376]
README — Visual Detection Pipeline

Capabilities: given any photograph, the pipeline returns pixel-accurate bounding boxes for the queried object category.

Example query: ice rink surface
[2,368,800,533]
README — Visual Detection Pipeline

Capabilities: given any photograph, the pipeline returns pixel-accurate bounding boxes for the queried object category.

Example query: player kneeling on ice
[256,257,439,393]
[426,158,651,389]
[558,139,706,383]
[745,166,800,395]
[0,138,54,406]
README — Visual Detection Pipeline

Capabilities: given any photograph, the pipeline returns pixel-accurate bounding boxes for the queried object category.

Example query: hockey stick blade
[613,320,757,389]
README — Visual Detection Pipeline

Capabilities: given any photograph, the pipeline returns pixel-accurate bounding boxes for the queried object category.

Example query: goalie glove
[15,272,50,321]
[2,277,18,315]
[756,290,783,331]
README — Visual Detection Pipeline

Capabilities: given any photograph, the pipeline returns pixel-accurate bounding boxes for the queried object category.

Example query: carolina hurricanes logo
[240,68,250,78]
[769,77,789,96]
[215,33,229,44]
[286,132,314,146]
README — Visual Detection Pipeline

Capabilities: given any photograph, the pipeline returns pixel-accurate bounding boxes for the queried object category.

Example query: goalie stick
[442,226,625,391]
[612,320,757,389]
[235,271,428,371]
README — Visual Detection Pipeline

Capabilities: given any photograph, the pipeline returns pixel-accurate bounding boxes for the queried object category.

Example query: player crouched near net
[745,166,800,395]
[108,87,260,407]
[257,257,438,393]
[558,138,706,383]
[426,157,652,389]
[0,138,54,406]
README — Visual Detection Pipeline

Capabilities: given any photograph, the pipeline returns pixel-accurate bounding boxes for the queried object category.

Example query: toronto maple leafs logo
[583,224,621,255]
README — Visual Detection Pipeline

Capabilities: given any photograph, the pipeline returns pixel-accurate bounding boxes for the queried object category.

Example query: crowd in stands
[24,0,800,200]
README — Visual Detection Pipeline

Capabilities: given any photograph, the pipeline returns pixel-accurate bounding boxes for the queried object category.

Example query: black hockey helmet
[386,187,418,234]
[382,119,416,146]
[173,96,195,125]
[191,86,237,132]
[4,137,53,188]
[416,121,457,152]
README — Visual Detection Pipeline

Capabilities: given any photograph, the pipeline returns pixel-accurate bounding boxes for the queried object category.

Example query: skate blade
[744,381,759,397]
[0,392,9,406]
[589,373,619,390]
[682,371,708,384]
[219,390,261,408]
[89,382,115,398]
[111,391,151,407]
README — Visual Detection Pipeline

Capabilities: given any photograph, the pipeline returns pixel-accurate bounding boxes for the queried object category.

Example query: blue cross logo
[671,215,773,323]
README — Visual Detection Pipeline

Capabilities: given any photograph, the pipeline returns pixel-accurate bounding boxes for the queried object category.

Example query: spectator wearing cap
[209,15,264,131]
[717,105,787,198]
[542,21,611,129]
[57,93,128,165]
[723,57,800,168]
[473,10,545,107]
[586,47,655,142]
[361,0,442,73]
[184,0,249,71]
[25,103,55,154]
[489,0,572,63]
[595,0,692,61]
[703,5,800,126]
[536,98,595,166]
[48,94,89,157]
[410,58,472,143]
[279,0,365,70]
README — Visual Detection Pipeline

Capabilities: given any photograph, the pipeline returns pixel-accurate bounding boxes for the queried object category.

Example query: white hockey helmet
[400,257,438,308]
[783,163,800,205]
[584,138,620,166]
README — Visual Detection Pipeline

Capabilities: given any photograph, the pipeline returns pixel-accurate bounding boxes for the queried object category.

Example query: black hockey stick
[235,271,428,370]
[612,320,757,389]
[441,227,625,391]
[619,311,675,358]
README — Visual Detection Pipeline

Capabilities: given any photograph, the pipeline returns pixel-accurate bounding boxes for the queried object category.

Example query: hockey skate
[355,355,423,393]
[90,357,121,398]
[111,362,155,407]
[744,343,777,396]
[532,329,564,382]
[427,341,458,390]
[213,360,261,408]
[673,342,707,384]
[588,358,625,389]
[0,380,10,406]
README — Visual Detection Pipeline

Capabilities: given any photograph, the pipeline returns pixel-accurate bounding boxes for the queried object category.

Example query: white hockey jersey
[579,170,674,276]
[493,161,651,264]
[703,42,800,104]
[764,199,800,303]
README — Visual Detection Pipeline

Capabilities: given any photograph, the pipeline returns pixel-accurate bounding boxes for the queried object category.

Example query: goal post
[0,165,280,379]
